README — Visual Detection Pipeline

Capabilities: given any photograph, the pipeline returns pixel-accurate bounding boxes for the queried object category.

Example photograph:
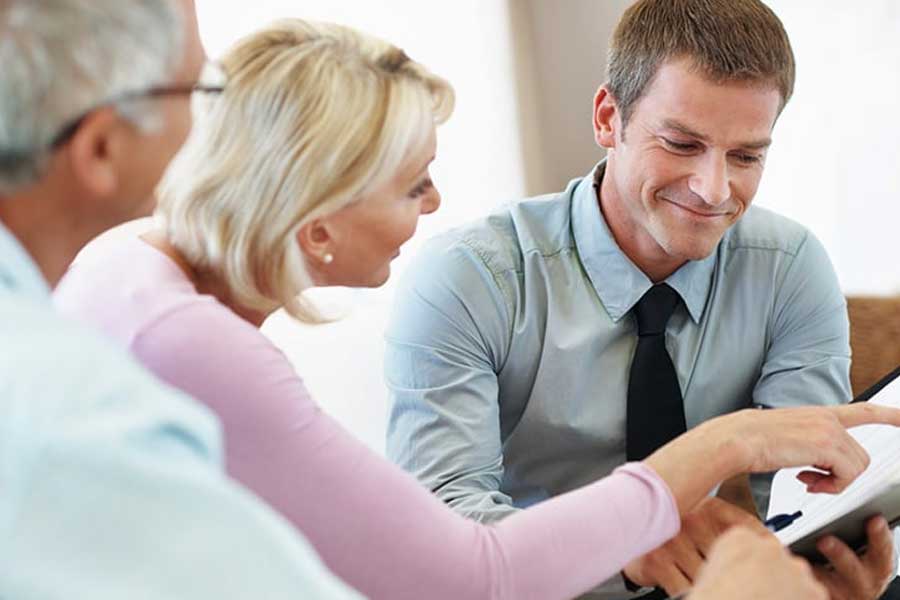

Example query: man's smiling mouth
[659,196,731,218]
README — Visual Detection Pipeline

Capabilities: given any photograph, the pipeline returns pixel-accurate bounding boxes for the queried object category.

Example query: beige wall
[509,0,632,195]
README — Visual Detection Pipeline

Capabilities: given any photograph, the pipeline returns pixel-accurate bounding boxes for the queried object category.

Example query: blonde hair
[156,19,454,322]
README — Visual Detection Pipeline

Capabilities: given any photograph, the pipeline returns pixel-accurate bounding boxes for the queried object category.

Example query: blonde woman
[55,19,896,600]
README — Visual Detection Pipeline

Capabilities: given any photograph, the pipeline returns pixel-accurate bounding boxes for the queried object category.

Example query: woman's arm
[133,302,679,600]
[133,301,900,600]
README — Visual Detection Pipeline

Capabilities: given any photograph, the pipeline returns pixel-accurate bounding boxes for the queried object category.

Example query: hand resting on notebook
[628,402,900,596]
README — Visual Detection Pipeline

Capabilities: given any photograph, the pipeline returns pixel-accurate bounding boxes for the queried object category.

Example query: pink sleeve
[132,303,680,600]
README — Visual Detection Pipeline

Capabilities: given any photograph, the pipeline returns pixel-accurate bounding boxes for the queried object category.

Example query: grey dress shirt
[385,163,851,597]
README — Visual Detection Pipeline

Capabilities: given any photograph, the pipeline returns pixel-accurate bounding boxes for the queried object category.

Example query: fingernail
[821,538,835,551]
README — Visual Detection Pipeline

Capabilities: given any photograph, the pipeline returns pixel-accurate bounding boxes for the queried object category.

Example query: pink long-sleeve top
[54,234,680,600]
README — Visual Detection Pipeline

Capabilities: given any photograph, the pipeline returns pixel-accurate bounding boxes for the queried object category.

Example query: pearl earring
[322,253,334,265]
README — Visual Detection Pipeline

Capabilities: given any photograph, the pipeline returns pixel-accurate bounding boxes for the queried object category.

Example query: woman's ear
[592,85,620,149]
[296,218,335,265]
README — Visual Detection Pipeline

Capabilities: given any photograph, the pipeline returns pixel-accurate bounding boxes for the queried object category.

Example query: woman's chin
[369,266,391,288]
[346,266,392,289]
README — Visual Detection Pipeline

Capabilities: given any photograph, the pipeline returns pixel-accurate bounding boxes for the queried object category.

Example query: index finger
[830,404,900,429]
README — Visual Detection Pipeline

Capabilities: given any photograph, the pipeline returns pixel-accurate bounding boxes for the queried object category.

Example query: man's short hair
[0,0,183,194]
[607,0,795,126]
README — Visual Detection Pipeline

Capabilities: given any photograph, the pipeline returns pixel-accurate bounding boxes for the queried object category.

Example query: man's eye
[733,153,762,165]
[662,139,697,152]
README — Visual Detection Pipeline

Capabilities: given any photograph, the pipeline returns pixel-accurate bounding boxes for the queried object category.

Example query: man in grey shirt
[385,0,894,598]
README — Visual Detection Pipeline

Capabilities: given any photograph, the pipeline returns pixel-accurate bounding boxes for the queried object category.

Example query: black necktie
[626,283,687,462]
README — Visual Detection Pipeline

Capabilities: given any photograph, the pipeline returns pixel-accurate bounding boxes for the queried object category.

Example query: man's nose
[688,153,731,207]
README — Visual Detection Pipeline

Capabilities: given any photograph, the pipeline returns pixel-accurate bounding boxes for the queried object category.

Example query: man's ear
[64,107,130,198]
[593,85,621,150]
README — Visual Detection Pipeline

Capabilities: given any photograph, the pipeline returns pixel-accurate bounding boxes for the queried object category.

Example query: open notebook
[768,367,900,562]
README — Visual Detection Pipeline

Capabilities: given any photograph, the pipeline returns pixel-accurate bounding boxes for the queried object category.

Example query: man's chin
[663,238,721,263]
[662,222,731,260]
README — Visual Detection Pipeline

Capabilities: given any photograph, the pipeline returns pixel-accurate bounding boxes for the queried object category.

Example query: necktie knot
[634,283,680,337]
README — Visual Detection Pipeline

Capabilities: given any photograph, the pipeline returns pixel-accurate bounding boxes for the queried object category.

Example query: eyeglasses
[49,62,227,149]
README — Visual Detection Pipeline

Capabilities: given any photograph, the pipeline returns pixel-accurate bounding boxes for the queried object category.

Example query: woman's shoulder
[131,282,319,431]
[55,232,208,346]
[57,231,319,431]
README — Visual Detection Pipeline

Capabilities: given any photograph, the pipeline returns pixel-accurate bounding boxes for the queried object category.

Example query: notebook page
[768,375,900,546]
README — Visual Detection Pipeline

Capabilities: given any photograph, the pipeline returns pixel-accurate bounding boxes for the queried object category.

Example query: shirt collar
[571,160,716,324]
[0,221,51,301]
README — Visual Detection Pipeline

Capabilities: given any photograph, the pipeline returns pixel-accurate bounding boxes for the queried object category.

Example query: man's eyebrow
[660,119,710,142]
[738,138,772,151]
[659,119,771,150]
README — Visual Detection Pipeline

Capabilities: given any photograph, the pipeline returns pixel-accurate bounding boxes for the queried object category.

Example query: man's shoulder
[3,293,139,377]
[725,205,813,257]
[425,188,576,275]
[0,293,218,452]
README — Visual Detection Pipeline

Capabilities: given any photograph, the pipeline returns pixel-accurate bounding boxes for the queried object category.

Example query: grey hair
[0,0,183,194]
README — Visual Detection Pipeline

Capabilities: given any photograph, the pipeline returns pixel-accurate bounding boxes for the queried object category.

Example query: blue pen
[764,510,803,532]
